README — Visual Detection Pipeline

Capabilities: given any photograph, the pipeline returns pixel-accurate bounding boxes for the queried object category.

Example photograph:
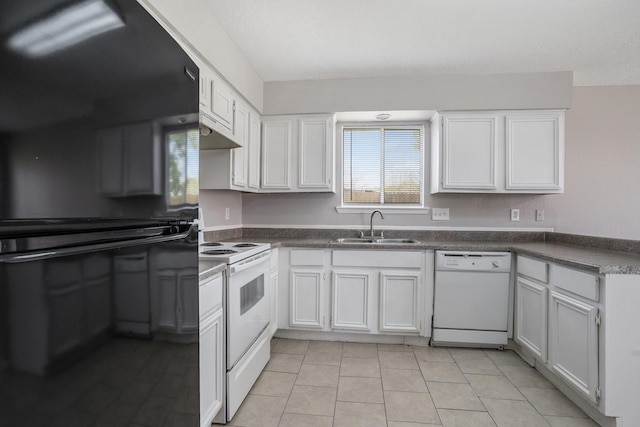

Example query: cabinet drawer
[332,250,423,268]
[550,264,599,302]
[290,250,325,266]
[517,255,548,283]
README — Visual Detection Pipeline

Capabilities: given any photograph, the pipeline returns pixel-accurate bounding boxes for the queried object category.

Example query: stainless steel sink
[330,237,421,244]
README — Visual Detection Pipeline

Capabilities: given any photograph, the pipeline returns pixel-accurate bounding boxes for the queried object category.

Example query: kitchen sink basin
[330,237,421,244]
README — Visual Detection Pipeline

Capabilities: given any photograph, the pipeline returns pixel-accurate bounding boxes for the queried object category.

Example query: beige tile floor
[228,338,600,427]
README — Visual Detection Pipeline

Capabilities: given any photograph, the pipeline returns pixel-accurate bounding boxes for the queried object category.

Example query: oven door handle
[230,250,270,274]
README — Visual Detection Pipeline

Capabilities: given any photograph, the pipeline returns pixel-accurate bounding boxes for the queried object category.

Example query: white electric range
[199,241,271,423]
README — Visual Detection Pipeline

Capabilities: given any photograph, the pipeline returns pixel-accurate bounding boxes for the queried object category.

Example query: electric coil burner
[199,241,270,264]
[201,249,237,256]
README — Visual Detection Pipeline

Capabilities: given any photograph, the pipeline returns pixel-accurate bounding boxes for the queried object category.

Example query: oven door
[227,250,270,368]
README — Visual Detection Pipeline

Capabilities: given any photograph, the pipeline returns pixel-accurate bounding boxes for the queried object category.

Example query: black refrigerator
[0,1,201,425]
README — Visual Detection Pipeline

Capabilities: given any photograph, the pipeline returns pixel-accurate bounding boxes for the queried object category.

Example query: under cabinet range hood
[199,112,241,149]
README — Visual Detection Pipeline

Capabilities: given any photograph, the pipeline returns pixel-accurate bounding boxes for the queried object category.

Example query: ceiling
[204,0,640,86]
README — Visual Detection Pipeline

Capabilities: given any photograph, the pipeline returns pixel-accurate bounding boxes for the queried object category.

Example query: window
[167,127,199,208]
[343,126,424,206]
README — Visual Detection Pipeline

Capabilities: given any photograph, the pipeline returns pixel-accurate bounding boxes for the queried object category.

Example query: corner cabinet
[515,256,600,404]
[430,110,564,194]
[261,115,336,193]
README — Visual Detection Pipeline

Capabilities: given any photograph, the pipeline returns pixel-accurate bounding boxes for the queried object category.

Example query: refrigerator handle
[0,227,194,264]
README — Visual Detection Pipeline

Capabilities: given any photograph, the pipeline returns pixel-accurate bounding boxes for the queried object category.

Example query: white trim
[335,206,430,215]
[339,122,427,209]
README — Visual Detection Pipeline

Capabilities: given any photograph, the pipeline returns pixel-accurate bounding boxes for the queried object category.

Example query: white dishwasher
[432,251,512,348]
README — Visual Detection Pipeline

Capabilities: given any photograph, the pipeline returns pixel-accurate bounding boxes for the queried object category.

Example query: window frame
[338,122,428,213]
[164,123,200,211]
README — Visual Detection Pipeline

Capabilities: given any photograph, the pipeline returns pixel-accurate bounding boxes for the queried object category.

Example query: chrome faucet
[369,210,384,238]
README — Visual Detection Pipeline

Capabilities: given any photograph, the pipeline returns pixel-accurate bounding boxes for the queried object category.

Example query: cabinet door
[177,271,199,334]
[506,113,563,191]
[46,260,85,358]
[332,271,372,331]
[298,117,333,191]
[290,269,324,329]
[199,67,211,111]
[515,277,548,361]
[442,115,497,190]
[248,112,262,190]
[210,74,234,131]
[158,272,178,331]
[124,122,160,195]
[199,308,224,427]
[231,101,249,189]
[97,127,124,196]
[549,290,599,403]
[379,271,420,333]
[262,120,292,190]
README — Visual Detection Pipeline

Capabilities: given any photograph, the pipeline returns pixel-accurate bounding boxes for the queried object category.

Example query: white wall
[264,72,573,115]
[140,0,264,111]
[199,190,242,230]
[242,85,640,240]
[553,85,640,239]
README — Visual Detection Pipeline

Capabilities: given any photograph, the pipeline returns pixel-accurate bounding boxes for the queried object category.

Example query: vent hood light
[375,113,391,121]
[7,0,124,58]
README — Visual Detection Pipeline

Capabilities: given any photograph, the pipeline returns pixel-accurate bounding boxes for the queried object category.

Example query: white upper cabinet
[441,114,497,191]
[210,73,234,132]
[261,119,292,190]
[431,110,564,193]
[248,113,262,190]
[506,112,564,191]
[196,60,244,149]
[199,100,261,192]
[298,117,334,190]
[261,114,335,193]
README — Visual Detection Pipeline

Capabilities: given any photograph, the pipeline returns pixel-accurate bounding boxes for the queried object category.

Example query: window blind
[343,127,423,205]
[167,128,199,207]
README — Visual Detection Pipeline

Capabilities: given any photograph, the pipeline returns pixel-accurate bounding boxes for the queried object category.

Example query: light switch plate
[432,208,449,221]
[536,209,544,221]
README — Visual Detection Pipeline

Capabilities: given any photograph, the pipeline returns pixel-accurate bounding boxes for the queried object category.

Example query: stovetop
[199,241,271,264]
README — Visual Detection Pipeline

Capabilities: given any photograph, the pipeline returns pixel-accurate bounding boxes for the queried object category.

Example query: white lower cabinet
[290,269,326,329]
[332,271,373,331]
[199,271,224,427]
[379,271,421,334]
[515,276,548,362]
[199,308,223,427]
[279,248,427,336]
[514,255,607,420]
[549,290,599,403]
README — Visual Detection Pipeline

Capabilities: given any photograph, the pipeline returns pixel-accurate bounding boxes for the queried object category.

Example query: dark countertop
[199,259,226,280]
[219,236,640,275]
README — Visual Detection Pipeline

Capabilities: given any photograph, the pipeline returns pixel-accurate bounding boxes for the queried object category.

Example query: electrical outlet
[225,207,230,221]
[536,209,545,221]
[510,208,520,222]
[432,208,449,221]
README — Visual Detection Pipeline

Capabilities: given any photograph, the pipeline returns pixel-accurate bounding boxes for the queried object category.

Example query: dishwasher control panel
[435,251,511,272]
